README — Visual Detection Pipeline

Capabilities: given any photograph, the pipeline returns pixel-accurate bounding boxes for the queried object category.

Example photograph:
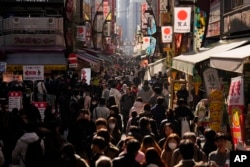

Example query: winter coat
[137,85,153,103]
[109,88,122,107]
[129,101,144,117]
[12,132,45,167]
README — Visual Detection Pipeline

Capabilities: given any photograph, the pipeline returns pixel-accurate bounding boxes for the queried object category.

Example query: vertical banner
[142,37,150,50]
[81,68,91,85]
[32,102,48,122]
[8,91,22,112]
[174,7,191,33]
[193,0,211,51]
[228,76,245,149]
[103,1,110,19]
[64,0,74,48]
[209,89,223,132]
[159,0,169,26]
[161,26,173,43]
[141,3,148,30]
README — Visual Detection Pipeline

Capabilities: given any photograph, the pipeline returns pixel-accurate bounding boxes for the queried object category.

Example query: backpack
[24,138,44,167]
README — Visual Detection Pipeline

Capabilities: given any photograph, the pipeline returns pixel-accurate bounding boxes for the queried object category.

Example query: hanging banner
[32,102,48,122]
[174,7,191,33]
[8,91,22,112]
[141,2,148,30]
[142,37,150,50]
[81,68,91,85]
[209,89,223,132]
[103,1,110,19]
[193,0,211,51]
[228,76,245,149]
[161,26,173,43]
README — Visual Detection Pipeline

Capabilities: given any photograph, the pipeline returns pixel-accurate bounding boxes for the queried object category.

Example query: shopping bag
[181,117,190,137]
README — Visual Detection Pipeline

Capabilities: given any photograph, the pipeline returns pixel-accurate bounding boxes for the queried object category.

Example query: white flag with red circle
[76,26,86,41]
[174,7,191,33]
[161,26,173,43]
[142,37,150,49]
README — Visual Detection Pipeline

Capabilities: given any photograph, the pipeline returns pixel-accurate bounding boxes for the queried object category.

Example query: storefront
[5,52,67,74]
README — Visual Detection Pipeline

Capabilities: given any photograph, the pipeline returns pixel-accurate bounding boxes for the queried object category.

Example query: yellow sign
[163,47,171,52]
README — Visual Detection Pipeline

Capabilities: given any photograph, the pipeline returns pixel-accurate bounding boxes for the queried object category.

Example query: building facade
[0,0,67,75]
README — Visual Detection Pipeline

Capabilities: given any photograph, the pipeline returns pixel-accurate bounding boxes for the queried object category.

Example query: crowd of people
[0,70,233,167]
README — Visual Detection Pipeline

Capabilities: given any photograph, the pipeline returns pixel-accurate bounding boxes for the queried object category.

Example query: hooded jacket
[129,101,144,117]
[137,85,153,103]
[12,132,45,167]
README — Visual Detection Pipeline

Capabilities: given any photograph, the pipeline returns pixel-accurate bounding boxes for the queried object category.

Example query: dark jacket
[112,154,141,167]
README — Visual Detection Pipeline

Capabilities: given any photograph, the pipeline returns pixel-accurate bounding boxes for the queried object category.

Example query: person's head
[143,103,151,111]
[95,156,113,167]
[214,132,227,150]
[96,128,111,145]
[182,132,197,144]
[78,109,90,120]
[156,96,165,105]
[144,147,163,165]
[99,97,106,106]
[95,118,108,131]
[143,80,149,86]
[107,96,116,106]
[204,128,216,142]
[153,86,162,94]
[110,105,119,115]
[91,136,107,153]
[61,143,75,159]
[178,139,195,160]
[139,117,150,130]
[141,135,159,152]
[163,122,175,137]
[126,138,140,156]
[131,110,138,118]
[177,98,186,106]
[135,97,143,103]
[107,117,117,131]
[163,133,181,151]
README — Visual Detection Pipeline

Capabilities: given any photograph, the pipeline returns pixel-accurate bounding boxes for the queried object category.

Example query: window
[232,0,243,9]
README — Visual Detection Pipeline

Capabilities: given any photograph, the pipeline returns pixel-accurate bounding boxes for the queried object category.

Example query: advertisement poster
[228,76,245,149]
[174,7,191,33]
[81,68,91,85]
[32,102,48,121]
[8,91,22,112]
[209,89,223,132]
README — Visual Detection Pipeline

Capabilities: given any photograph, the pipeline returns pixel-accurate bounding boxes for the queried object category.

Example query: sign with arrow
[23,65,44,81]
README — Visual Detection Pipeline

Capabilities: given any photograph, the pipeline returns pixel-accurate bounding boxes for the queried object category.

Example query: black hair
[179,139,195,160]
[92,136,107,150]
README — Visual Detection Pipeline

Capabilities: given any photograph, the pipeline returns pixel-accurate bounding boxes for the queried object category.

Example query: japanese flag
[161,26,173,43]
[174,7,191,33]
[143,37,150,45]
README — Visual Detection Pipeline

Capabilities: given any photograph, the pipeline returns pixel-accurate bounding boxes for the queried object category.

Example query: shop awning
[6,52,67,65]
[210,44,250,73]
[97,53,113,64]
[172,40,248,75]
[76,52,103,65]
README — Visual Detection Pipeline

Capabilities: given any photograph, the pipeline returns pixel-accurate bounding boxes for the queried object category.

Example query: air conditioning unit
[13,17,19,24]
[48,18,54,24]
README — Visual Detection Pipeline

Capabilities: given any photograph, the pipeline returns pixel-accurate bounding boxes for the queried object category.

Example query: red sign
[228,76,245,150]
[68,53,77,64]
